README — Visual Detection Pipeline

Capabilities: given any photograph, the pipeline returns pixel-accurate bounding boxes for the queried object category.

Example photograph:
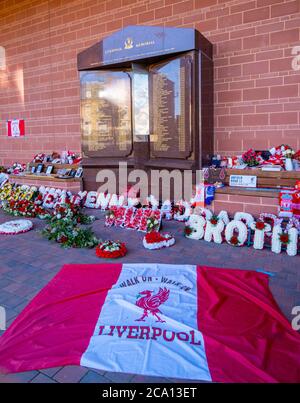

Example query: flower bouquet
[42,217,99,248]
[95,240,127,258]
[52,202,96,225]
[146,214,161,232]
[143,232,175,250]
[241,149,260,167]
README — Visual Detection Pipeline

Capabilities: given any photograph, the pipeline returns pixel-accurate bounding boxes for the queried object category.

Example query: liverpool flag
[0,264,299,382]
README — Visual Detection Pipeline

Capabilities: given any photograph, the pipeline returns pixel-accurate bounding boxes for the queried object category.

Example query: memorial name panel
[80,71,132,157]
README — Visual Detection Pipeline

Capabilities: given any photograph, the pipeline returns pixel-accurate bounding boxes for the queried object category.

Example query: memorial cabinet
[77,25,213,194]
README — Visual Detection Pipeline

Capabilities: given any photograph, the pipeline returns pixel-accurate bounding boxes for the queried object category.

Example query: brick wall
[0,0,299,166]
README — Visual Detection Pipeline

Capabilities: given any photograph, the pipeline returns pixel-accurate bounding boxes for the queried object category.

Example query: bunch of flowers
[146,214,160,232]
[294,150,300,162]
[143,232,175,250]
[52,202,95,225]
[2,199,50,219]
[241,149,260,167]
[105,208,116,227]
[42,217,99,249]
[32,153,46,163]
[282,147,295,160]
[95,240,127,258]
[6,163,26,175]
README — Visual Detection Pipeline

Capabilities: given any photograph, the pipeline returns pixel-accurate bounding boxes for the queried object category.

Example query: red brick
[230,54,255,64]
[256,21,284,35]
[230,27,255,39]
[243,34,269,50]
[256,103,283,113]
[194,0,217,9]
[243,114,268,126]
[154,6,172,19]
[284,74,300,84]
[218,90,242,103]
[242,61,269,76]
[271,1,299,18]
[218,38,242,54]
[255,77,283,87]
[270,85,298,99]
[138,10,154,23]
[256,49,283,61]
[218,13,243,29]
[230,80,254,90]
[270,112,298,125]
[173,0,194,15]
[218,115,242,127]
[243,7,270,23]
[231,1,256,14]
[271,29,299,46]
[106,0,122,12]
[243,87,269,101]
[218,64,241,79]
[230,105,255,114]
[270,57,295,72]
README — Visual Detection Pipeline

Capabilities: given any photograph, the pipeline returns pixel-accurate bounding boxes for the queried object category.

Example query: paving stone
[39,366,62,377]
[30,373,57,383]
[0,370,38,383]
[53,365,89,383]
[80,371,112,383]
[104,372,135,383]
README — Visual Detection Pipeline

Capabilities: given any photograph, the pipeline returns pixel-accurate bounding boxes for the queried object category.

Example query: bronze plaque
[80,71,132,157]
[149,53,193,159]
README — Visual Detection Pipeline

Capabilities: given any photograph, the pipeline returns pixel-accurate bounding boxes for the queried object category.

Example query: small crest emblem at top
[124,37,133,49]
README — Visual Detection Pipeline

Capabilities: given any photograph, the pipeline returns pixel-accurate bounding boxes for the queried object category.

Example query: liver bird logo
[135,287,170,323]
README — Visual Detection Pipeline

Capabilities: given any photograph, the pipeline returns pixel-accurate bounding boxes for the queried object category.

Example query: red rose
[255,221,265,230]
[184,226,193,236]
[210,218,218,225]
[59,236,68,244]
[230,235,239,246]
[279,233,289,245]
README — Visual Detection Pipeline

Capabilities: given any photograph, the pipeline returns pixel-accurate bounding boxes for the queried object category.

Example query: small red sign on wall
[7,119,25,137]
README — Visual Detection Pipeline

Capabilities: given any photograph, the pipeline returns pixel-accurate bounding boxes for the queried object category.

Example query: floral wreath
[95,240,127,258]
[0,219,33,235]
[143,232,175,250]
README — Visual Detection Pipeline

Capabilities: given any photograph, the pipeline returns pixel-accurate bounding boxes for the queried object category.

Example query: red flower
[255,221,265,230]
[279,233,289,245]
[230,235,239,246]
[210,218,218,225]
[59,235,68,244]
[95,242,127,258]
[184,226,193,236]
[144,232,164,243]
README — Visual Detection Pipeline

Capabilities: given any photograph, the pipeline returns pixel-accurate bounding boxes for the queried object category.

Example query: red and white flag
[0,264,300,382]
[7,119,25,137]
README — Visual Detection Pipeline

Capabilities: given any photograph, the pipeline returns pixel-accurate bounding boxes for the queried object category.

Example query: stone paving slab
[0,209,299,383]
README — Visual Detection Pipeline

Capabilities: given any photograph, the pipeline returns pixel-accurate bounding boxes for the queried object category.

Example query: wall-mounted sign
[7,119,25,137]
[229,175,257,188]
